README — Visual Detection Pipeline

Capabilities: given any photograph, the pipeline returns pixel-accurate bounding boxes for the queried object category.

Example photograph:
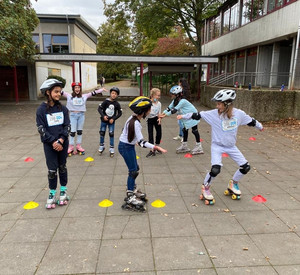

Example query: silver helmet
[40,79,63,95]
[211,89,236,102]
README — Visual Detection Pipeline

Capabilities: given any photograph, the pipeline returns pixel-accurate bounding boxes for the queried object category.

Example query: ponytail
[127,115,139,143]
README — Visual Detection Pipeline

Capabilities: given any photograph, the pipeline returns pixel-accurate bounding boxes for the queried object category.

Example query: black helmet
[110,87,120,95]
[40,79,63,95]
[129,96,152,115]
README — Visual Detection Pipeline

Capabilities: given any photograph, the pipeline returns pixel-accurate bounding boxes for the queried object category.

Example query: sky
[30,0,113,31]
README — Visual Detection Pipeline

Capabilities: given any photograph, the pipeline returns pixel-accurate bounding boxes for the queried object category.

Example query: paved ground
[0,89,300,275]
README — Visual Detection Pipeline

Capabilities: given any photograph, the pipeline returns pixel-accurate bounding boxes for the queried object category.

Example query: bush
[47,75,66,88]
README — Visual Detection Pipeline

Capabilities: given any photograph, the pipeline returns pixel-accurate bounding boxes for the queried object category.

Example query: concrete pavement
[0,93,300,274]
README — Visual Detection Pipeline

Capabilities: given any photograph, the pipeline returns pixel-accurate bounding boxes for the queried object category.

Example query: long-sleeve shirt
[119,116,154,149]
[98,98,122,122]
[36,102,70,144]
[61,89,103,112]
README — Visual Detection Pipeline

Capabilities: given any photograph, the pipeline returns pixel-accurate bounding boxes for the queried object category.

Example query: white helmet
[40,79,63,95]
[211,89,236,102]
[169,85,183,95]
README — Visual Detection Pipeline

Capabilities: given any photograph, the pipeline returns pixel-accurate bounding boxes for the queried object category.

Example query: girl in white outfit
[178,89,263,205]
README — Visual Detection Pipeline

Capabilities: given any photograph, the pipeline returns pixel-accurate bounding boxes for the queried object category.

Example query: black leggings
[147,116,162,145]
[183,125,200,143]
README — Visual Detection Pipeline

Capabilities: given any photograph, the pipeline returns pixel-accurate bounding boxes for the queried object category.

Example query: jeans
[100,121,115,147]
[70,112,85,145]
[178,119,183,137]
[118,141,138,191]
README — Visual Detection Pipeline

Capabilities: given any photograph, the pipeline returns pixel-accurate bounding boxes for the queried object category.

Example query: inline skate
[76,144,85,155]
[121,192,146,212]
[57,186,70,205]
[200,185,215,205]
[98,144,105,155]
[134,186,147,202]
[191,142,204,155]
[176,142,190,154]
[45,190,57,209]
[67,145,76,157]
[109,147,114,157]
[224,180,241,200]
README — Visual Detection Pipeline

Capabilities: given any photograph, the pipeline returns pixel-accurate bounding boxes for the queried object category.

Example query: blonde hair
[221,103,233,119]
[150,88,161,99]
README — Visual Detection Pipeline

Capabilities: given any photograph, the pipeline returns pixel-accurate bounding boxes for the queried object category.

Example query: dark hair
[46,85,62,113]
[71,87,82,98]
[179,78,191,101]
[127,115,139,143]
[173,93,182,107]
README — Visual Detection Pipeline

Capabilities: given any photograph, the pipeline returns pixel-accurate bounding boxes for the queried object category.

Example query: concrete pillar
[255,45,260,87]
[288,37,296,89]
[270,42,280,88]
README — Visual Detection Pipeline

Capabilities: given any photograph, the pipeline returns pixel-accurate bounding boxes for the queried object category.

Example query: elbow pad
[138,139,147,148]
[91,91,97,96]
[247,118,256,127]
[37,125,46,137]
[171,108,178,114]
[166,107,171,112]
[64,124,71,134]
[191,112,201,120]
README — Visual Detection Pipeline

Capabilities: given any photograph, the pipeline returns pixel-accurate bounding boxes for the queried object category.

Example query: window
[32,34,40,53]
[230,3,239,30]
[43,34,69,53]
[223,8,230,34]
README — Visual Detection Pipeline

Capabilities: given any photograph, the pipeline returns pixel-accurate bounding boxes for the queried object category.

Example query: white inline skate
[109,147,114,157]
[122,192,146,212]
[224,180,241,200]
[134,186,147,202]
[57,186,70,205]
[200,185,215,205]
[176,142,190,154]
[98,144,105,155]
[191,142,204,155]
[45,190,57,209]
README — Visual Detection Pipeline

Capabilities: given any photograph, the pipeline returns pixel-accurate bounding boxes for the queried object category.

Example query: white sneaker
[173,135,183,141]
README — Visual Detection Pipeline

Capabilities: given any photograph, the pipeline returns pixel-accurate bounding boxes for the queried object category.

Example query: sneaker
[146,150,155,158]
[173,135,183,141]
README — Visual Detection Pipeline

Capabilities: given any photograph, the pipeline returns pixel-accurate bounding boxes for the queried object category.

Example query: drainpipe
[140,63,143,96]
[291,19,300,90]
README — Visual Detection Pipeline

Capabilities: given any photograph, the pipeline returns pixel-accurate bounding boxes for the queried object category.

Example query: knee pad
[48,170,57,179]
[191,127,199,135]
[70,132,76,137]
[59,164,67,174]
[129,170,139,179]
[99,130,105,137]
[210,165,221,177]
[239,162,250,174]
[109,131,114,138]
[77,130,82,135]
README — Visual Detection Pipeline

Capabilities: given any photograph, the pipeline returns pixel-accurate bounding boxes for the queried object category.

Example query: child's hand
[155,145,167,153]
[177,115,182,120]
[102,88,108,93]
[157,118,161,125]
[158,113,166,118]
[103,116,108,121]
[260,128,264,132]
[109,118,114,124]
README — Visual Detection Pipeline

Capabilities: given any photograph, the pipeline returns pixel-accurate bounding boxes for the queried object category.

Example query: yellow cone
[136,155,140,159]
[23,201,39,210]
[98,199,114,208]
[151,199,166,208]
[84,157,94,162]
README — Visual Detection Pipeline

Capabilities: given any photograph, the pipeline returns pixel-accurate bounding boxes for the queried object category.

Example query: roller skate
[134,186,147,202]
[67,145,76,157]
[200,185,215,205]
[109,147,114,157]
[176,142,190,154]
[191,142,204,155]
[224,180,241,200]
[98,144,105,155]
[121,192,146,212]
[57,186,70,205]
[76,144,85,155]
[45,190,57,209]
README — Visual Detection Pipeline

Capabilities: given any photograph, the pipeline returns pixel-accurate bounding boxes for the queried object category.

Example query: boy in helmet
[98,87,122,157]
[118,96,167,212]
[177,89,264,205]
[61,82,106,156]
[36,79,71,209]
[160,85,204,155]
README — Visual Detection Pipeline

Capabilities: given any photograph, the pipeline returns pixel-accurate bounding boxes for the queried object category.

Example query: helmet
[129,96,152,115]
[110,87,120,95]
[170,85,183,95]
[40,79,63,95]
[211,89,236,102]
[71,82,82,87]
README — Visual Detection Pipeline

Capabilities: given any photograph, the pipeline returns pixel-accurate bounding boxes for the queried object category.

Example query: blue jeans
[70,112,85,145]
[178,119,183,137]
[100,121,115,147]
[118,141,138,191]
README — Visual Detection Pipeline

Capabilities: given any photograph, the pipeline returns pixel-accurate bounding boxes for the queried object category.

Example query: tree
[96,19,134,81]
[0,0,39,66]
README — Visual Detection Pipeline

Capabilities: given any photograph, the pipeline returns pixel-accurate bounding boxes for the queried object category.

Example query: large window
[230,3,239,30]
[223,8,230,34]
[32,34,40,53]
[43,34,69,53]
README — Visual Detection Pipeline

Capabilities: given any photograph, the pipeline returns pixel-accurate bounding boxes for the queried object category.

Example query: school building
[202,0,300,89]
[0,14,98,101]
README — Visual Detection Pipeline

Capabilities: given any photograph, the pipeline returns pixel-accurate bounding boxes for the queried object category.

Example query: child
[36,79,71,209]
[160,85,204,155]
[61,82,105,156]
[98,87,122,157]
[178,89,264,205]
[146,88,162,157]
[118,96,167,212]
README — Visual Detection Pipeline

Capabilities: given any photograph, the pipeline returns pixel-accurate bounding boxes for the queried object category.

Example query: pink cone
[252,195,267,203]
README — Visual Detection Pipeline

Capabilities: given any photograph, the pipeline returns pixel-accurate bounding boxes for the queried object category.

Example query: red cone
[252,195,266,203]
[249,137,256,141]
[25,157,34,162]
[222,153,229,157]
[184,153,193,158]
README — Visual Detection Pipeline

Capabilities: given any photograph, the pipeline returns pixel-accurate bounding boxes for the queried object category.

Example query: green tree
[97,19,134,81]
[0,0,39,66]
